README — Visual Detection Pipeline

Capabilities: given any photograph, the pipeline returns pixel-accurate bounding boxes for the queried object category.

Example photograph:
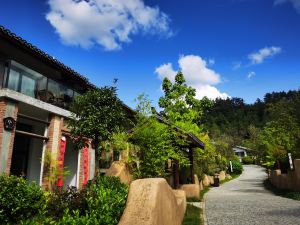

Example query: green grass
[200,186,210,202]
[187,197,201,202]
[220,173,241,185]
[182,204,203,225]
[264,179,300,201]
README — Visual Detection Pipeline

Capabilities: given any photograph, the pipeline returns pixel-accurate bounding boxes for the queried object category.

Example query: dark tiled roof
[0,25,97,89]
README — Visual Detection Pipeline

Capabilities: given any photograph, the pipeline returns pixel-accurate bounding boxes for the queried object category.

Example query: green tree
[68,87,127,168]
[158,72,229,176]
[129,93,189,178]
[159,72,212,128]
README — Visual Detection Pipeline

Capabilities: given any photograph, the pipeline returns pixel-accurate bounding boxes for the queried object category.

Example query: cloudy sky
[1,0,300,107]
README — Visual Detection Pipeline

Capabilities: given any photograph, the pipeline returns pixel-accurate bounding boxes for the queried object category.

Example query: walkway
[205,165,300,225]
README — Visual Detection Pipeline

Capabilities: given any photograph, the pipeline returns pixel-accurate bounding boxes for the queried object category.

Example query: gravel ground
[205,165,300,225]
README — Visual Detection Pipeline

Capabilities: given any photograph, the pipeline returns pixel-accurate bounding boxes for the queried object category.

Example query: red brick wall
[0,98,7,171]
[5,102,18,174]
[0,99,18,174]
[41,114,63,190]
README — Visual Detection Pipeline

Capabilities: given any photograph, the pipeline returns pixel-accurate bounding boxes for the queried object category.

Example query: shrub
[229,160,243,174]
[45,186,88,220]
[242,156,254,164]
[0,174,45,224]
[44,176,128,225]
[83,176,128,225]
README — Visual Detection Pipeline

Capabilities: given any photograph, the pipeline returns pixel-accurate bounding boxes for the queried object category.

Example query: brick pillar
[41,114,63,190]
[0,98,18,174]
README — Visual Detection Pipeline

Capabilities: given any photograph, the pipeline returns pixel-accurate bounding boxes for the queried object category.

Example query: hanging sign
[83,147,89,185]
[56,136,67,187]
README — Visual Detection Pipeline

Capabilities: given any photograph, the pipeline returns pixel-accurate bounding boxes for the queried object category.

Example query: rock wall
[118,178,186,225]
[202,171,227,187]
[180,174,201,199]
[270,159,300,191]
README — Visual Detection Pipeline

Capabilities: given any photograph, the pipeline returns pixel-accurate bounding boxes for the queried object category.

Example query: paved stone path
[205,165,300,225]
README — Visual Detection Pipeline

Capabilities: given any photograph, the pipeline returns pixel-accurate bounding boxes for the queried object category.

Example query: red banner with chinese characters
[83,147,89,185]
[56,136,67,187]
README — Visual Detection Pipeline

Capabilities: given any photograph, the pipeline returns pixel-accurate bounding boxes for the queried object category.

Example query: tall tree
[158,71,212,132]
[68,87,127,168]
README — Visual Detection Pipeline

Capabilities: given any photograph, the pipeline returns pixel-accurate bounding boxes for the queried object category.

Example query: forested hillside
[203,89,300,169]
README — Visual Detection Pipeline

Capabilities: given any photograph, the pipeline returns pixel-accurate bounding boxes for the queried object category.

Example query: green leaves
[68,87,128,157]
[0,175,45,224]
[129,117,190,178]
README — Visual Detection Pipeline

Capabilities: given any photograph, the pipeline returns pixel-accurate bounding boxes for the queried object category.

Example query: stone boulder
[208,176,214,185]
[119,178,186,225]
[219,171,226,181]
[105,161,132,184]
[180,184,200,200]
[202,174,210,187]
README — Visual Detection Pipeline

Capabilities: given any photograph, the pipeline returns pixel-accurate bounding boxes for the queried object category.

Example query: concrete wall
[270,159,300,191]
[64,138,78,188]
[119,178,186,225]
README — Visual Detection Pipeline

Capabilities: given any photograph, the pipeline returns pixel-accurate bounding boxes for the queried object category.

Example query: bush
[1,174,128,225]
[0,174,45,224]
[44,176,128,225]
[83,175,128,225]
[45,186,88,220]
[242,156,254,164]
[229,160,243,174]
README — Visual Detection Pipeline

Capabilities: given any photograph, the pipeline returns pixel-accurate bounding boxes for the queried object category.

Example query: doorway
[10,123,32,178]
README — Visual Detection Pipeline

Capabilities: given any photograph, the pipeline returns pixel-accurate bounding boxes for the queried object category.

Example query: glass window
[7,69,20,91]
[60,87,74,109]
[47,79,74,109]
[7,61,47,100]
[20,75,35,97]
[47,79,60,104]
[6,61,79,110]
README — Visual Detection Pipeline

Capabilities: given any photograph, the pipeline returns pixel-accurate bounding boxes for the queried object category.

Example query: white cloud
[46,0,172,50]
[274,0,300,13]
[155,55,229,100]
[247,71,256,79]
[155,63,176,81]
[248,46,282,64]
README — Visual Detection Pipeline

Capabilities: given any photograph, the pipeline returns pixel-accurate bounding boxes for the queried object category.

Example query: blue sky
[1,0,300,108]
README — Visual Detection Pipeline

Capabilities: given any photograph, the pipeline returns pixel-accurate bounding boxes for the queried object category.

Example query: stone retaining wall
[202,171,227,187]
[270,159,300,191]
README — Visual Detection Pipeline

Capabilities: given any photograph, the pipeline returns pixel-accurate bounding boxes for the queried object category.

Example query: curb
[202,194,208,225]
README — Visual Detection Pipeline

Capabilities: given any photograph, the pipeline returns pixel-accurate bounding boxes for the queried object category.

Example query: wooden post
[190,148,194,184]
[173,160,179,189]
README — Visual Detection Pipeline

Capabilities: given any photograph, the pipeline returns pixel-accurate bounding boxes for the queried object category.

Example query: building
[233,146,251,161]
[0,26,99,189]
